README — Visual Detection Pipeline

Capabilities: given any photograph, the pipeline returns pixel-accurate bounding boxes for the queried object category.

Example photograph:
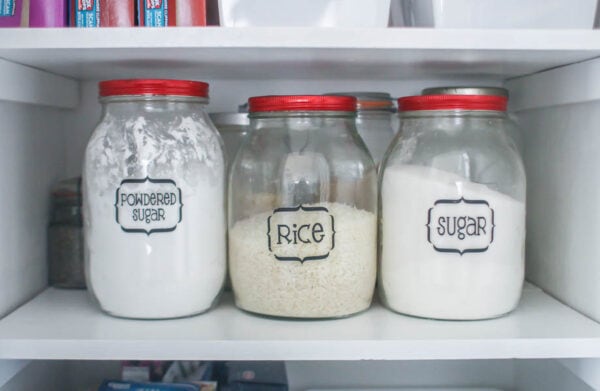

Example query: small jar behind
[379,94,526,320]
[229,95,378,319]
[329,92,396,167]
[209,112,250,169]
[83,79,226,319]
[48,178,85,289]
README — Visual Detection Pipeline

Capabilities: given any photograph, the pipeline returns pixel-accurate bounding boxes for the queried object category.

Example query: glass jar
[83,79,226,319]
[422,86,523,155]
[329,92,396,167]
[209,112,250,169]
[229,95,378,318]
[379,94,526,320]
[48,177,85,289]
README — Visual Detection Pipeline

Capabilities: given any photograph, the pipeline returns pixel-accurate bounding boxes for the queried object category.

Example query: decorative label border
[267,204,336,263]
[114,177,183,236]
[426,197,495,256]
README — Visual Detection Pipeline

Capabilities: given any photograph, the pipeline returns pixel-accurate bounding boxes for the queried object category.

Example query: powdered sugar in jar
[83,79,226,319]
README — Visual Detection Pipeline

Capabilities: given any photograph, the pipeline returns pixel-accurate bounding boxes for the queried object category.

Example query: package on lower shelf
[138,0,207,26]
[99,381,203,391]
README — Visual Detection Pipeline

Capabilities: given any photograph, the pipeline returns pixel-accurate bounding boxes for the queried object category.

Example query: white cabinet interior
[0,27,599,390]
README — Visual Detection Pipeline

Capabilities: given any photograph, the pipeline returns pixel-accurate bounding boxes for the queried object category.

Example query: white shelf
[0,284,599,361]
[0,28,600,81]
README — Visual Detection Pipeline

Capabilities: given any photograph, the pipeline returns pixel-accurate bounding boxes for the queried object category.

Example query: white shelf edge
[0,285,599,361]
[0,58,78,109]
[1,28,600,51]
[508,56,600,112]
[2,338,600,362]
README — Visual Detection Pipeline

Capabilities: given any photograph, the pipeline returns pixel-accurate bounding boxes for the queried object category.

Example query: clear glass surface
[379,109,526,320]
[83,96,226,319]
[228,111,378,318]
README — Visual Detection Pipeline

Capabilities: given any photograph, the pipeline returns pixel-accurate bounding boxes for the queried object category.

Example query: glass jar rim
[398,95,507,112]
[248,95,357,113]
[99,95,209,104]
[99,79,209,99]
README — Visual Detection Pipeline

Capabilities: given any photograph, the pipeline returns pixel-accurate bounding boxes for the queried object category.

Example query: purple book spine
[0,0,23,27]
[29,0,67,27]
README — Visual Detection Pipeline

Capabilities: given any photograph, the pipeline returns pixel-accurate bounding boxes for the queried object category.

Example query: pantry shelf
[0,284,599,361]
[1,28,600,81]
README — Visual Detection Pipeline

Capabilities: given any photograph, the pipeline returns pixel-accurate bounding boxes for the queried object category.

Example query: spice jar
[48,178,85,289]
[209,112,250,169]
[83,79,226,319]
[379,94,526,320]
[329,92,396,167]
[422,86,523,154]
[229,95,378,318]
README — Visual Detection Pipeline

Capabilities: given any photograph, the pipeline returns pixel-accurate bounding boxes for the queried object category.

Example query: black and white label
[426,198,495,255]
[115,177,183,235]
[267,205,335,263]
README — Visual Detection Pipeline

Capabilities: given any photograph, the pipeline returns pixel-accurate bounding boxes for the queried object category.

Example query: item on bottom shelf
[421,86,522,154]
[0,0,28,27]
[138,0,207,27]
[379,94,526,320]
[83,79,226,319]
[396,0,597,29]
[99,380,199,391]
[48,177,86,289]
[216,0,391,27]
[226,361,287,389]
[229,95,377,319]
[70,0,134,27]
[29,0,67,27]
[328,92,396,168]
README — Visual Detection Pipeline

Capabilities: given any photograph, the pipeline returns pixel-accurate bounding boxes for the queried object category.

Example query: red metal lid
[248,95,357,113]
[99,79,209,98]
[398,95,507,112]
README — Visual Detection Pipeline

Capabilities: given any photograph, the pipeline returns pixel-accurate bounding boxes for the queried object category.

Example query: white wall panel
[0,101,67,318]
[517,99,600,323]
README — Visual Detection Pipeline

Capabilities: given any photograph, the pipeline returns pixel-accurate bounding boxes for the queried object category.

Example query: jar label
[267,205,335,263]
[426,198,495,255]
[115,177,183,235]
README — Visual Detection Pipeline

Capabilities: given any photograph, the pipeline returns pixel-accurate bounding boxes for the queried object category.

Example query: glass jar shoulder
[84,110,225,194]
[384,112,525,201]
[232,118,374,179]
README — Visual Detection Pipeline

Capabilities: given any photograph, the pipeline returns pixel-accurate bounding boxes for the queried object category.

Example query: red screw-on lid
[398,95,507,112]
[99,79,209,98]
[248,95,357,113]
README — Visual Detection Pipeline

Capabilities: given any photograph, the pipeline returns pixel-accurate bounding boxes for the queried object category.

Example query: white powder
[380,165,525,320]
[229,202,377,318]
[83,111,226,319]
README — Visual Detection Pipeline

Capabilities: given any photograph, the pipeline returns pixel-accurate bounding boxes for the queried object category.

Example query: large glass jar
[83,79,226,319]
[329,92,396,167]
[379,94,526,320]
[229,95,378,318]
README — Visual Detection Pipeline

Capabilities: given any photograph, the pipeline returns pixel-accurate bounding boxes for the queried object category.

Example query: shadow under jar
[379,94,526,320]
[83,79,226,320]
[229,95,378,319]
